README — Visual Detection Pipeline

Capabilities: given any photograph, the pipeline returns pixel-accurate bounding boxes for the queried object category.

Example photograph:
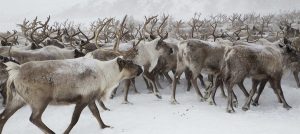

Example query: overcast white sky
[1,0,300,31]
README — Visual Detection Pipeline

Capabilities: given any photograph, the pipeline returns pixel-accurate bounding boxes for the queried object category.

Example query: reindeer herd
[0,11,300,133]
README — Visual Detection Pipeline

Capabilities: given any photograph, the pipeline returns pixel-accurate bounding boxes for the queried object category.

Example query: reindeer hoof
[233,101,238,108]
[226,108,235,113]
[208,99,216,105]
[252,102,259,106]
[203,93,210,100]
[209,101,216,105]
[242,106,249,111]
[155,94,162,99]
[122,101,133,105]
[283,105,292,110]
[170,99,179,104]
[101,124,111,129]
[104,108,111,111]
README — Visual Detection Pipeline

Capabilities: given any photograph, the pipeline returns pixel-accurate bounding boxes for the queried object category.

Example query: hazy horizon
[1,0,300,31]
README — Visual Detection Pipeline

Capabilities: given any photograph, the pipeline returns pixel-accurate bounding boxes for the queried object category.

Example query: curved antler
[157,15,169,39]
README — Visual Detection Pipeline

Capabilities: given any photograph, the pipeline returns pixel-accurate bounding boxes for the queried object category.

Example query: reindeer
[171,39,250,105]
[222,40,292,113]
[236,38,299,107]
[0,57,142,134]
[84,39,142,106]
[7,45,84,64]
[0,45,85,107]
[0,30,18,46]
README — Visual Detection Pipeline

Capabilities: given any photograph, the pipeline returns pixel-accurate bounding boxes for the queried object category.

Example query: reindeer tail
[4,62,21,104]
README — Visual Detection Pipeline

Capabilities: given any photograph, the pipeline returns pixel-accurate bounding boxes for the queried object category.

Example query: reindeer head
[0,30,18,46]
[117,57,142,79]
[155,34,173,55]
[279,37,293,53]
[74,49,86,58]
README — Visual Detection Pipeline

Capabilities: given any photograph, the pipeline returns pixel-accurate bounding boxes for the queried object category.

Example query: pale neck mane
[94,58,124,99]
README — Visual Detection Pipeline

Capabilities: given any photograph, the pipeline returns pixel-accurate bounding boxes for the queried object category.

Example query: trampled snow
[1,73,300,134]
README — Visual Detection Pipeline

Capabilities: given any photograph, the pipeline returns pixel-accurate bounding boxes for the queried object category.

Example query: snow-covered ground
[1,72,300,134]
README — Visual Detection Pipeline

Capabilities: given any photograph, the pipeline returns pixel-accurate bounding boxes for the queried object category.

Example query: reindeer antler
[0,30,18,46]
[157,14,169,39]
[143,15,158,37]
[78,27,96,51]
[113,15,129,51]
[94,18,113,48]
[29,16,51,47]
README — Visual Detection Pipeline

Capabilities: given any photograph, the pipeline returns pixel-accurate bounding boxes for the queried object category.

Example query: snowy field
[1,73,300,134]
[1,0,300,134]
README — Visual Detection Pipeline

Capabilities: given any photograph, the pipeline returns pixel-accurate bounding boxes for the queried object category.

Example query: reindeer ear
[117,57,126,71]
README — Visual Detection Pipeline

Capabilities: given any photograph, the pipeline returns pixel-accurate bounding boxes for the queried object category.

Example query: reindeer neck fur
[93,57,125,100]
[134,38,161,72]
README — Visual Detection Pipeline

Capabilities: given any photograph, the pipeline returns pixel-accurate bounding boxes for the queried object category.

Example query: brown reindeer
[222,42,292,113]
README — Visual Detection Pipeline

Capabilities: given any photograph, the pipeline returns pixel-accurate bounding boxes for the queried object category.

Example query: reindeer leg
[242,79,260,111]
[0,94,25,133]
[97,99,110,111]
[238,79,249,97]
[30,103,54,134]
[204,75,213,99]
[185,69,192,91]
[64,102,88,134]
[232,91,239,108]
[143,75,151,91]
[130,78,139,94]
[226,83,235,113]
[198,74,206,88]
[293,71,300,88]
[252,79,268,106]
[171,70,184,104]
[207,74,222,105]
[271,78,292,110]
[164,72,173,84]
[122,79,133,104]
[220,82,227,98]
[155,74,163,89]
[269,79,282,103]
[144,71,161,99]
[110,87,118,99]
[191,76,205,102]
[88,102,110,129]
